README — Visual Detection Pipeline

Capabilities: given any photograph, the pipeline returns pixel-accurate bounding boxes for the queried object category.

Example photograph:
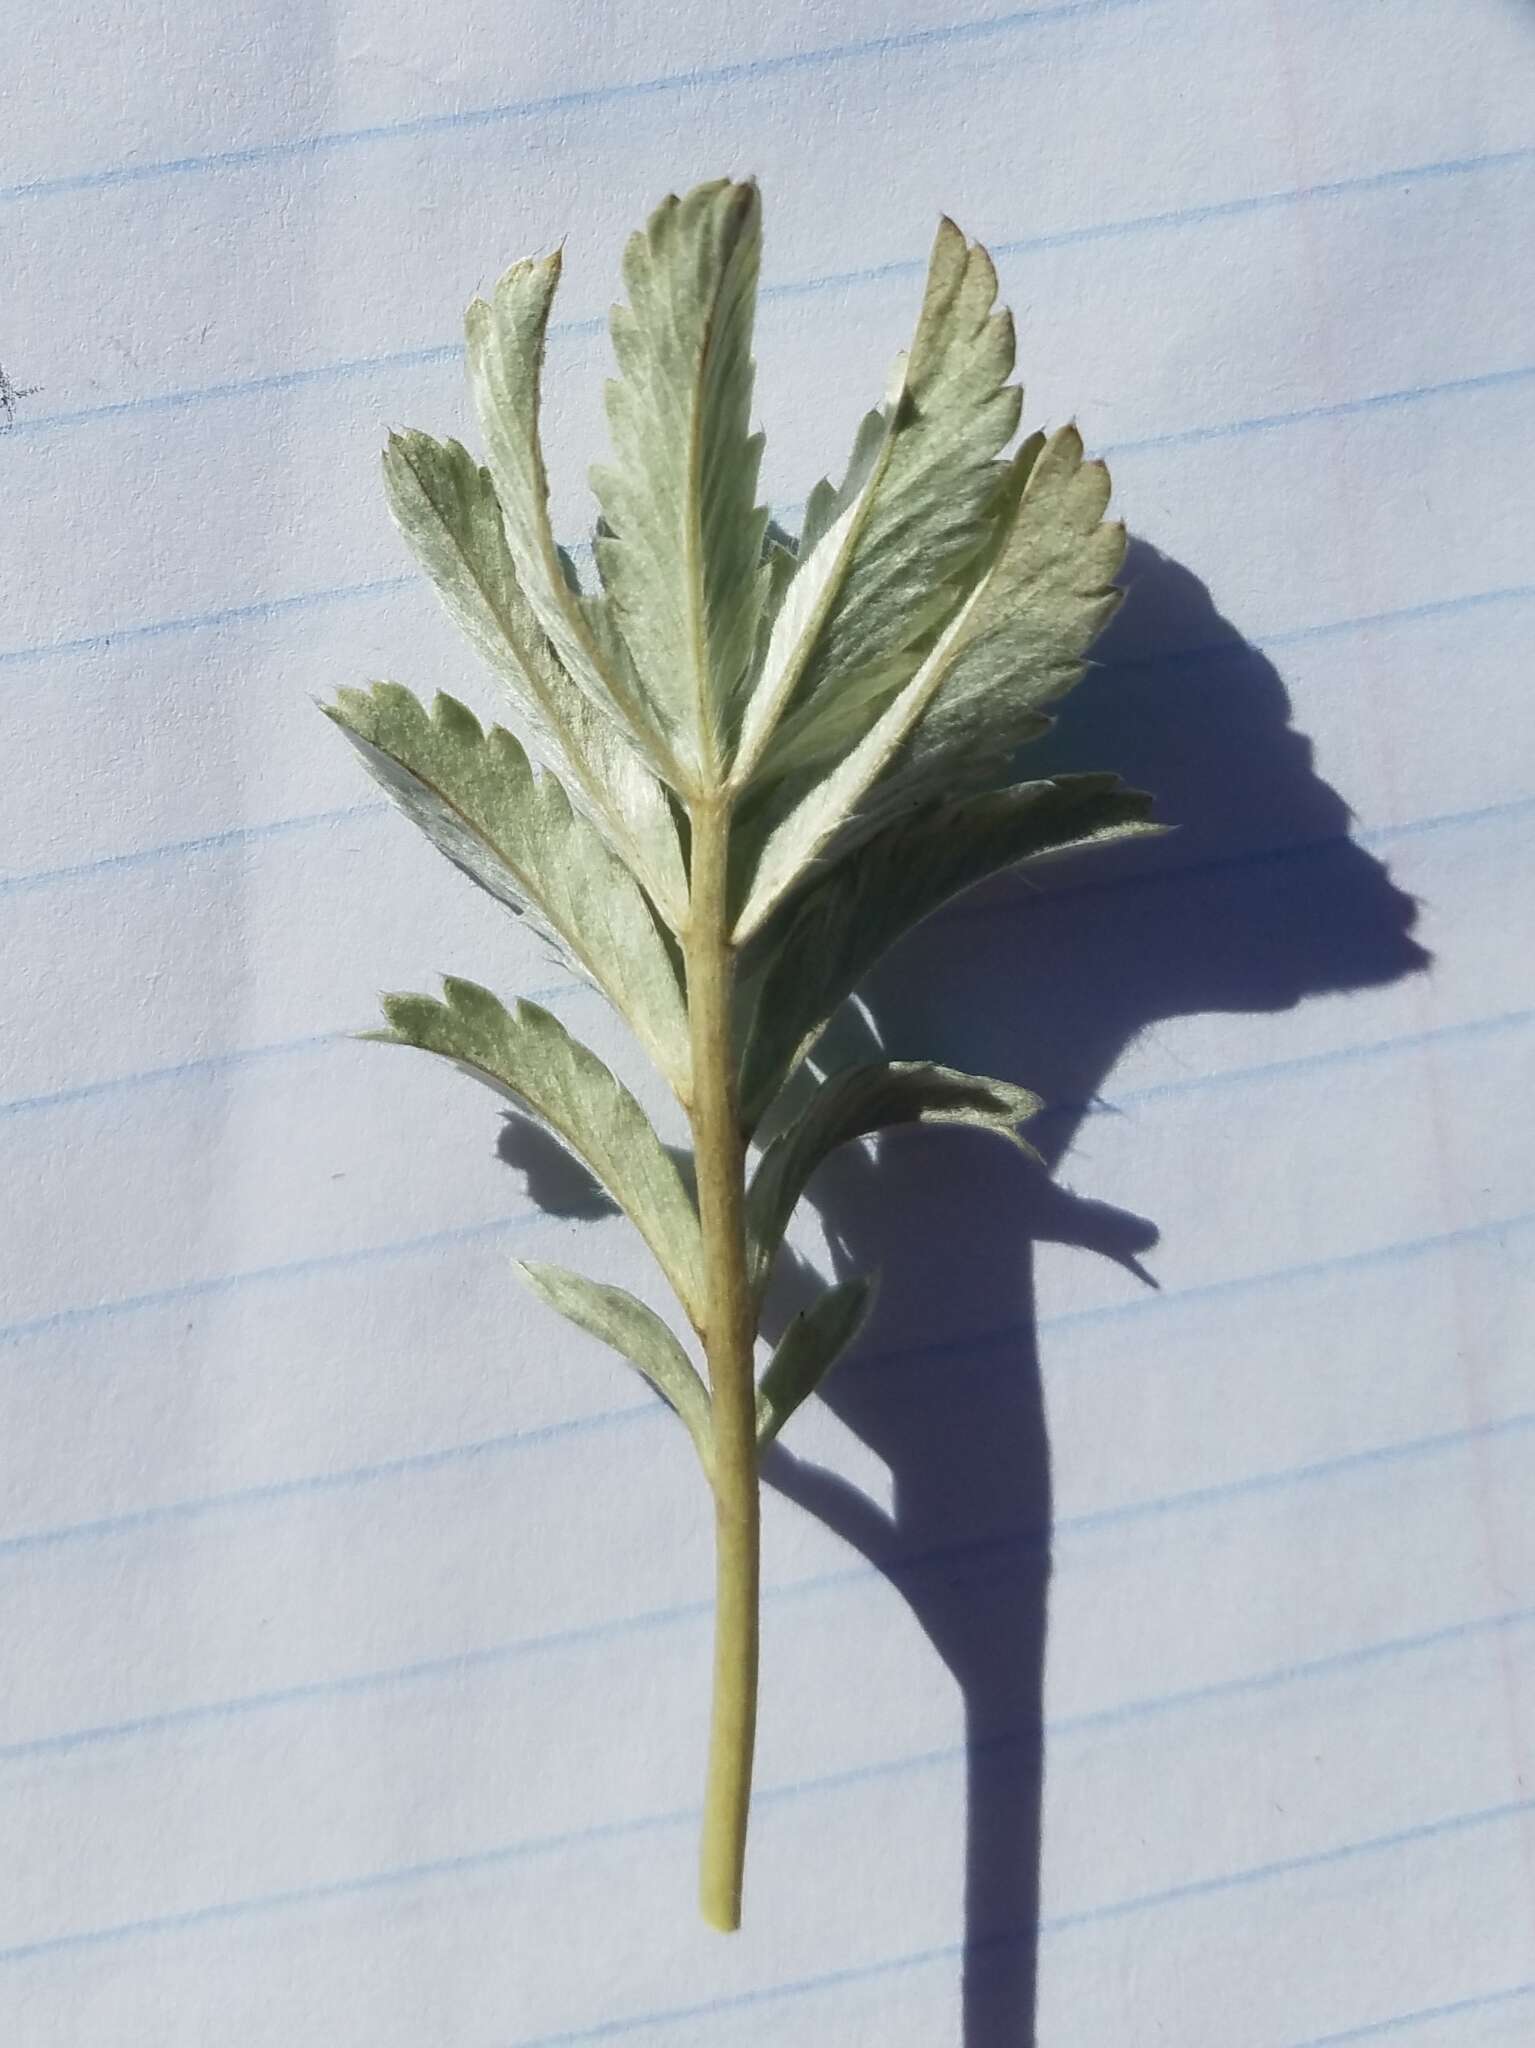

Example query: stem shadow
[758,538,1429,2045]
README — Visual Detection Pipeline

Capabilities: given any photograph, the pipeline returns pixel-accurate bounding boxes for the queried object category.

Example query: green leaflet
[753,642,921,788]
[465,251,677,780]
[759,521,800,627]
[734,221,1022,785]
[756,1275,878,1446]
[591,179,770,785]
[798,407,887,561]
[883,427,1127,806]
[733,425,1125,939]
[338,181,1164,1934]
[745,1062,1042,1302]
[515,1259,714,1471]
[738,775,1161,1130]
[325,685,691,1097]
[728,446,1040,799]
[371,980,705,1319]
[381,429,687,926]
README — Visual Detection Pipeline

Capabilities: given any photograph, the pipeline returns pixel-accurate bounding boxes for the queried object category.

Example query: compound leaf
[739,774,1160,1129]
[371,980,704,1318]
[465,251,678,778]
[746,1061,1041,1301]
[734,425,1125,938]
[755,1275,877,1445]
[591,179,770,784]
[736,220,1021,783]
[381,428,686,924]
[325,684,691,1095]
[515,1259,713,1470]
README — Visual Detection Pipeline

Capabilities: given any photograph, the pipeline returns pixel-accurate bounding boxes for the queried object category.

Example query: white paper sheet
[3,2,1533,2041]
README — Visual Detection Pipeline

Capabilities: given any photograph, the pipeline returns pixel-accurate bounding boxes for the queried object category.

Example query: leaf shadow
[497,1113,696,1213]
[498,1113,618,1220]
[757,538,1429,2045]
[491,539,1429,2037]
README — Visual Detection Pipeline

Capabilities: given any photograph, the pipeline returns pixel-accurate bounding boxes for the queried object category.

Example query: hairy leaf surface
[746,1061,1041,1300]
[738,775,1159,1128]
[381,429,686,923]
[371,980,704,1316]
[736,221,1021,782]
[591,179,770,784]
[326,685,690,1093]
[734,426,1125,937]
[337,180,1164,1933]
[755,1276,877,1445]
[516,1259,713,1468]
[465,252,677,776]
[887,426,1127,802]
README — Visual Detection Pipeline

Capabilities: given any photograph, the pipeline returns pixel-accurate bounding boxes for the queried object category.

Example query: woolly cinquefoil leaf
[325,685,690,1095]
[755,1275,877,1446]
[757,434,1046,791]
[380,429,687,925]
[465,251,678,778]
[591,179,770,784]
[337,182,1163,1934]
[760,520,799,622]
[881,425,1127,806]
[746,1062,1042,1301]
[733,425,1126,939]
[739,774,1159,1129]
[370,980,704,1318]
[515,1259,713,1470]
[735,221,1022,784]
[797,406,887,562]
[750,641,916,785]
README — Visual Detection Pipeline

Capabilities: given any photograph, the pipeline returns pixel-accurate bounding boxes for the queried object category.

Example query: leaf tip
[1056,419,1085,460]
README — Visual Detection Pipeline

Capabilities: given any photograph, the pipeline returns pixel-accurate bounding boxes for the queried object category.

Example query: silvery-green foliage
[514,1261,715,1471]
[756,1277,878,1446]
[367,980,705,1321]
[736,772,1155,1129]
[744,1062,1043,1303]
[326,684,690,1093]
[380,428,687,923]
[590,180,771,781]
[330,177,1160,1456]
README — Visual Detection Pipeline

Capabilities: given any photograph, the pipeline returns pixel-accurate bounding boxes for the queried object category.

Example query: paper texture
[3,2,1533,2041]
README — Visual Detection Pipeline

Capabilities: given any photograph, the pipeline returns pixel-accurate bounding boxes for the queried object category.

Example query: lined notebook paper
[4,2,1534,2041]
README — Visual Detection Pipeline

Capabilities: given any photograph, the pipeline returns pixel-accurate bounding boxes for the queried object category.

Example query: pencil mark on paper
[0,362,42,427]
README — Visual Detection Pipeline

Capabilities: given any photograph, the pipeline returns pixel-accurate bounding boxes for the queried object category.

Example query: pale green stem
[685,796,760,1934]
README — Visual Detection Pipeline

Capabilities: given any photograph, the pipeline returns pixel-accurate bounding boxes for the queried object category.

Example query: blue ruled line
[1104,362,1535,458]
[1288,1979,1535,2046]
[0,574,415,671]
[0,780,1525,1130]
[0,343,472,438]
[0,1207,553,1349]
[3,1202,1531,1570]
[4,1780,1526,1991]
[0,1016,1528,1351]
[1,569,1531,907]
[3,376,1530,675]
[4,1423,1533,1769]
[0,1031,347,1120]
[0,805,378,896]
[5,145,1530,446]
[2,2,1529,2022]
[0,2,1147,207]
[493,1805,1535,2045]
